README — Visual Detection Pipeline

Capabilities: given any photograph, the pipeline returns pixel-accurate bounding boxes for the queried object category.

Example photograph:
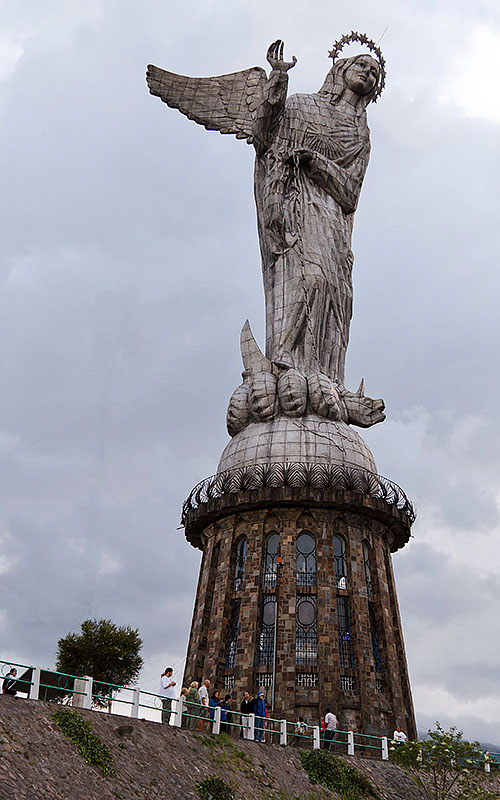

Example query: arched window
[234,536,247,592]
[263,532,280,587]
[337,596,354,670]
[224,599,241,668]
[200,541,220,651]
[257,594,276,666]
[369,602,382,673]
[363,541,373,597]
[333,535,347,589]
[296,531,316,586]
[296,596,317,665]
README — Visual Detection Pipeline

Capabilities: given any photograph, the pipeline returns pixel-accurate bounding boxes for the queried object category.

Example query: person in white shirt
[197,679,210,731]
[393,725,407,743]
[323,708,338,751]
[159,667,176,724]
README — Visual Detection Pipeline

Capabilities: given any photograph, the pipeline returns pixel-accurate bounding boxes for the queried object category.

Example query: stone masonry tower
[181,418,416,738]
[147,34,417,737]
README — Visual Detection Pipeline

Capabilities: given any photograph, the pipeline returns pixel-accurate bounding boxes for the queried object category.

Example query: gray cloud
[1,0,500,742]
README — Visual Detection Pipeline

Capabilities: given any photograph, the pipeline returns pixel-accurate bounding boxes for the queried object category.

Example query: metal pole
[271,595,277,711]
[271,556,282,712]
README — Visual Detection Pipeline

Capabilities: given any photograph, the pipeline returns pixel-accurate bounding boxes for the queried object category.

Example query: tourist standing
[209,689,221,720]
[2,668,17,696]
[254,691,267,742]
[198,679,210,731]
[180,687,189,727]
[393,725,407,743]
[291,716,307,747]
[186,681,199,729]
[240,691,254,739]
[220,694,232,734]
[323,709,338,750]
[159,667,176,724]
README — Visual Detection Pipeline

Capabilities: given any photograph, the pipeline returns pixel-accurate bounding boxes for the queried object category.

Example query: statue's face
[344,55,379,96]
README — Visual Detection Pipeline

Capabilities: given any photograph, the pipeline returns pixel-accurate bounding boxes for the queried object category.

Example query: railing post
[82,676,93,709]
[171,697,182,727]
[131,688,140,718]
[347,730,355,756]
[313,726,320,749]
[248,713,255,741]
[485,752,491,773]
[280,719,287,746]
[213,705,221,735]
[381,736,389,760]
[29,666,40,700]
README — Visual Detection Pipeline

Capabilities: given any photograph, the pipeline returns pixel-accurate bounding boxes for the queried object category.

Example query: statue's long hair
[319,54,380,107]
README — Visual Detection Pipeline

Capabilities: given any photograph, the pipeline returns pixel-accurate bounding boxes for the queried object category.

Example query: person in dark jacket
[240,691,255,739]
[2,668,17,696]
[220,693,232,734]
[254,691,267,742]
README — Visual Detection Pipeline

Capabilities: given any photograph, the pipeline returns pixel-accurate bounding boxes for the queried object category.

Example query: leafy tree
[56,618,143,708]
[389,722,496,800]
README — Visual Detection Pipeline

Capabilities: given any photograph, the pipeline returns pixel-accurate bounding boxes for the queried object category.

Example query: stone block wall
[183,489,416,739]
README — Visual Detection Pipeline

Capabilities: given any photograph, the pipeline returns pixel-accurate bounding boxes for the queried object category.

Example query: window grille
[257,594,276,666]
[337,596,354,669]
[296,672,319,688]
[333,535,348,589]
[257,673,273,688]
[340,675,356,692]
[369,602,382,673]
[296,596,318,666]
[263,532,280,588]
[200,541,220,654]
[224,675,235,691]
[224,599,241,669]
[363,540,373,598]
[296,531,316,586]
[234,536,247,592]
[376,679,383,693]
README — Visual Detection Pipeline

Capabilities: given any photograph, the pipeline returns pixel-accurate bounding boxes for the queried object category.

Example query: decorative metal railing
[1,658,498,770]
[182,462,416,526]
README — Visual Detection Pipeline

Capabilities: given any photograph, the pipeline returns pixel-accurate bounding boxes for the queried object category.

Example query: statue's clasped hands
[266,39,297,72]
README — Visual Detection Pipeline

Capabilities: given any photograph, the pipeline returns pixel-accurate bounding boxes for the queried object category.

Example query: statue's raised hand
[266,39,297,72]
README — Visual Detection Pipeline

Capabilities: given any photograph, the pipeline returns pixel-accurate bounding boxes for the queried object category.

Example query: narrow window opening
[296,531,316,586]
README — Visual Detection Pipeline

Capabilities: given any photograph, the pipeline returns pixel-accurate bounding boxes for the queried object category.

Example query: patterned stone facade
[183,486,416,739]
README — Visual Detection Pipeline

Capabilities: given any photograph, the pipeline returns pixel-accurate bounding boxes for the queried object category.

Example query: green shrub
[389,722,497,800]
[300,750,378,800]
[52,708,116,778]
[195,775,236,800]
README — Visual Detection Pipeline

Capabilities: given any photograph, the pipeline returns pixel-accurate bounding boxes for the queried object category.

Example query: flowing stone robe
[252,71,371,385]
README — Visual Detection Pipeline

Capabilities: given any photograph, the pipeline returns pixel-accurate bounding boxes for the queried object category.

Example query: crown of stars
[328,31,386,101]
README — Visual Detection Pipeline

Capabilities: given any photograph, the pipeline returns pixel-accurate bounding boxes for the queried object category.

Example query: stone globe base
[218,414,377,474]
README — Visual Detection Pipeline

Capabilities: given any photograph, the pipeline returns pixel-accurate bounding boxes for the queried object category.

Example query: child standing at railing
[180,687,189,727]
[254,692,267,742]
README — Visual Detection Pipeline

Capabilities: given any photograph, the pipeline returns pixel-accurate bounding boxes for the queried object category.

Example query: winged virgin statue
[147,37,386,433]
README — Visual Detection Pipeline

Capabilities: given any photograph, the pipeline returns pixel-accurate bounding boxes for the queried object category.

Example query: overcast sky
[1,0,499,745]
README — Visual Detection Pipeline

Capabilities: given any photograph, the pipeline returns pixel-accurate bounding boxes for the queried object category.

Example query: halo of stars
[328,31,386,101]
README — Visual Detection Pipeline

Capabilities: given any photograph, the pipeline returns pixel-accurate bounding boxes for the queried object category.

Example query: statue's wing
[146,64,267,142]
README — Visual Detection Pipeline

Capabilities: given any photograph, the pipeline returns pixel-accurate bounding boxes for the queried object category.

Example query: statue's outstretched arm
[252,40,296,153]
